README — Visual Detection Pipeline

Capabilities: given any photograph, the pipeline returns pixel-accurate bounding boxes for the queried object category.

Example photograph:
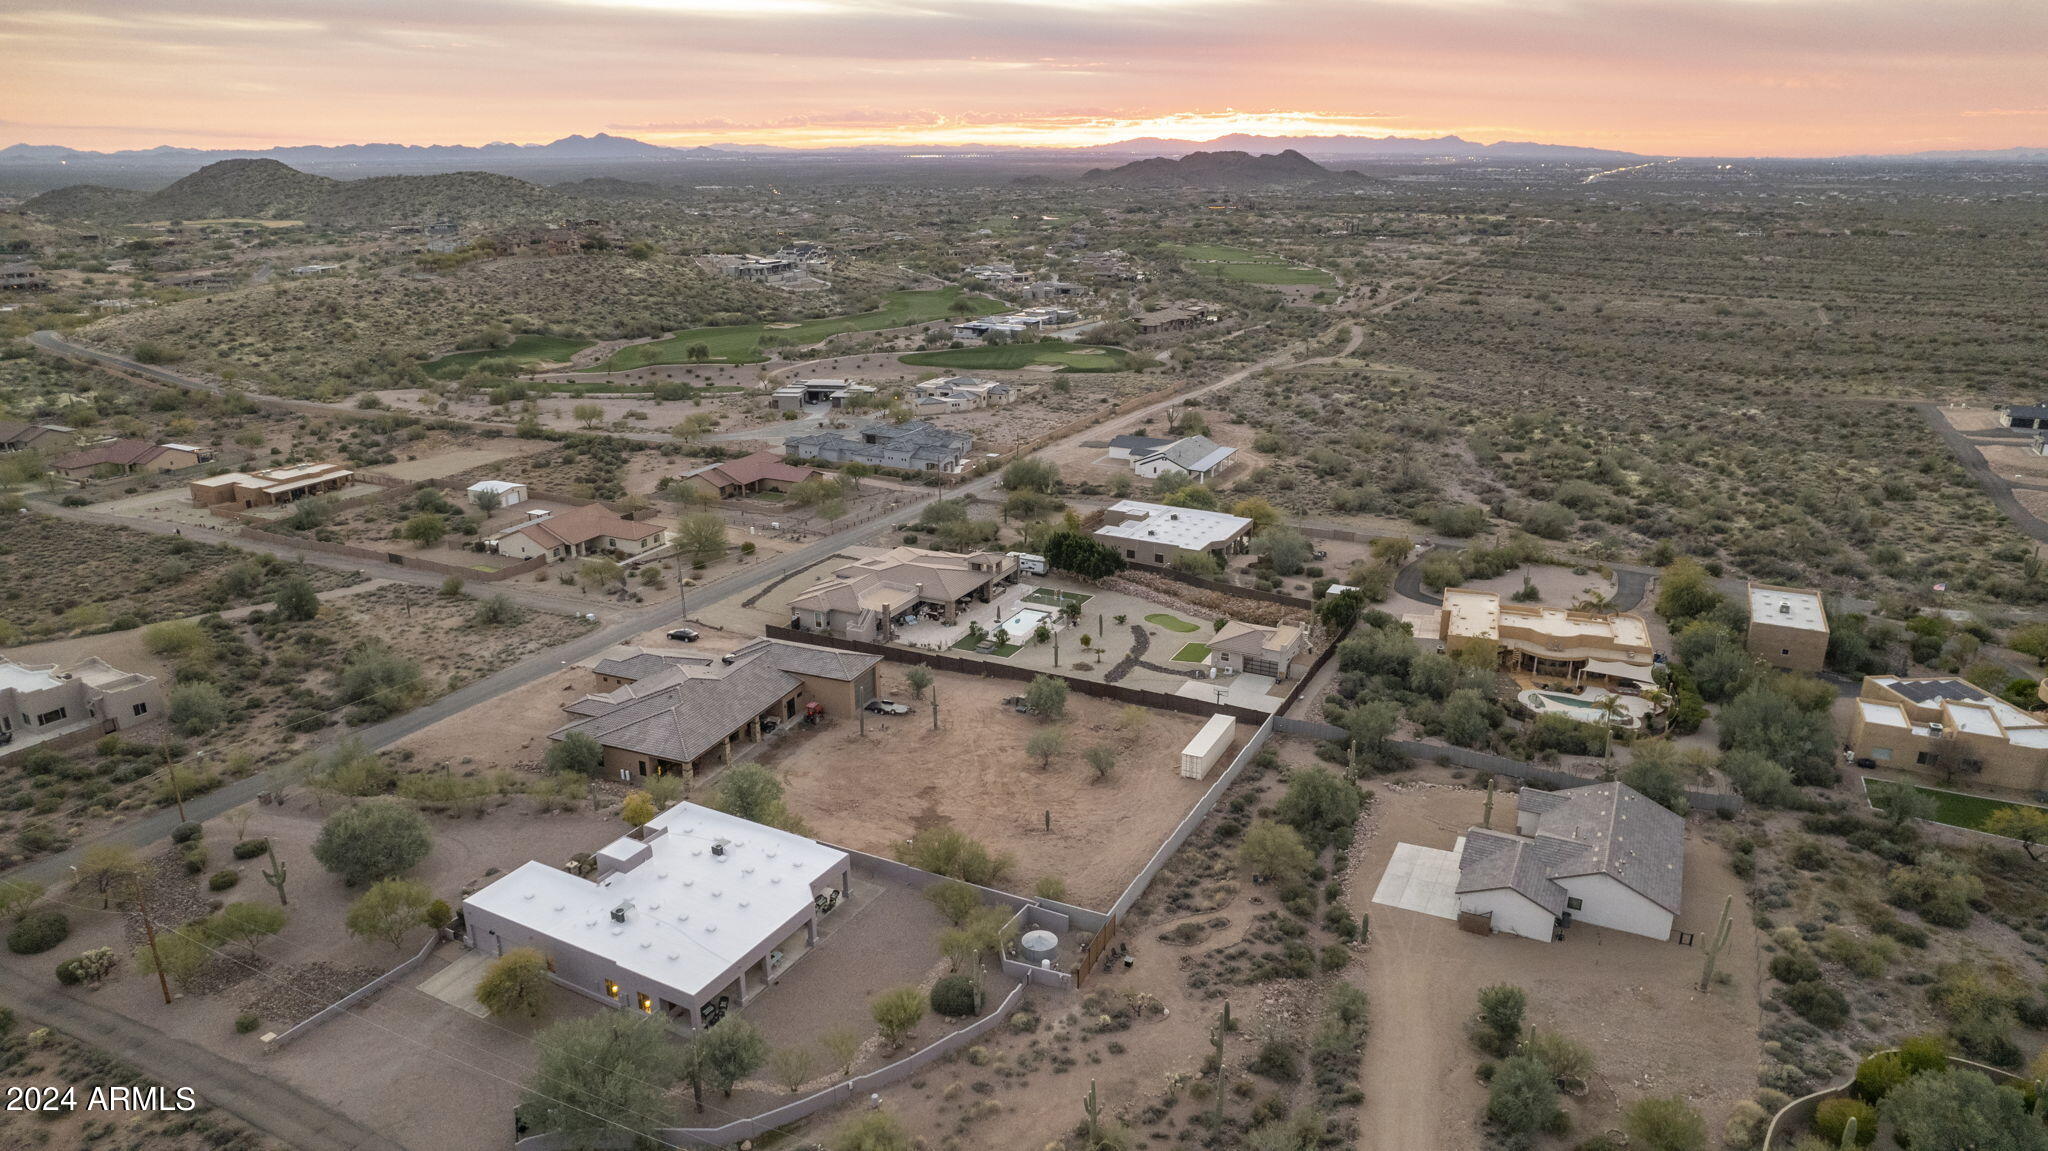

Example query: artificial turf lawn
[898,343,1134,373]
[1172,642,1212,662]
[1865,778,2045,832]
[1146,613,1200,633]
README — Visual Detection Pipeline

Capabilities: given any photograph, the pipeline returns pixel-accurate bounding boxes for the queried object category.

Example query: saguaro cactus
[1696,894,1733,992]
[261,839,289,907]
[1083,1079,1100,1143]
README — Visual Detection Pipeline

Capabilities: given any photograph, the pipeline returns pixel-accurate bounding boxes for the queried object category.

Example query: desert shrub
[1813,1098,1877,1147]
[1249,1039,1302,1083]
[1779,981,1849,1029]
[208,869,240,891]
[1624,1096,1706,1151]
[233,838,270,860]
[1472,984,1526,1057]
[235,1013,262,1034]
[1770,949,1823,985]
[8,910,70,955]
[1485,1053,1559,1137]
[170,821,204,843]
[929,975,978,1018]
[1854,1051,1909,1102]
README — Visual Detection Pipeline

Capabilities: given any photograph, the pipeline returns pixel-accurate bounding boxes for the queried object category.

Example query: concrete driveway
[1370,838,1467,921]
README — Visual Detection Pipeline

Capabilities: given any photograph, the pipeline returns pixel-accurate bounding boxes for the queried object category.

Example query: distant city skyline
[3,0,2043,157]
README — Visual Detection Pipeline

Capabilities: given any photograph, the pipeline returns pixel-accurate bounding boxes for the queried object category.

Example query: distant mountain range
[22,158,572,224]
[4,131,2045,175]
[1079,149,1369,188]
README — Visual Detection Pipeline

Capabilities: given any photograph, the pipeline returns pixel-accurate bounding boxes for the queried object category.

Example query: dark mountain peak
[1080,148,1353,187]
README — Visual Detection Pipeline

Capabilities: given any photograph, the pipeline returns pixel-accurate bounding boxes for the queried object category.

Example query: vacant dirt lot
[1351,777,1762,1151]
[363,439,550,482]
[761,668,1223,908]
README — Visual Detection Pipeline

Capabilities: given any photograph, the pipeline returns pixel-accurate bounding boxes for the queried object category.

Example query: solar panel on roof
[1891,679,1991,705]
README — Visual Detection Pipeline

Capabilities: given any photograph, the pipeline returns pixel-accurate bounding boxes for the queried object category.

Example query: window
[1153,553,1165,565]
[637,993,654,1014]
[132,702,149,717]
[1780,649,1790,656]
[1566,897,1584,911]
[1914,751,1930,766]
[603,979,620,1000]
[34,708,67,726]
[1125,549,1135,559]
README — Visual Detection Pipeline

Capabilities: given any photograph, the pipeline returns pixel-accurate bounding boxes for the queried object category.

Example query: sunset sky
[3,0,2044,156]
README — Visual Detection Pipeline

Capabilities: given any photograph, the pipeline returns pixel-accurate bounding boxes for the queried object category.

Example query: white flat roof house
[1092,499,1254,568]
[463,802,852,1028]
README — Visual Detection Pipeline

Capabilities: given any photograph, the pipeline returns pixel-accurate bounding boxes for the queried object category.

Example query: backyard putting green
[1147,613,1200,633]
[1865,778,2047,833]
[1172,642,1212,663]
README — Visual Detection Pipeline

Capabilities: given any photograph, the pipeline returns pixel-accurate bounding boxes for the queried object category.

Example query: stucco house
[551,638,881,779]
[1425,589,1657,689]
[1855,675,2048,793]
[1091,500,1254,570]
[1745,583,1829,672]
[463,802,853,1028]
[675,450,818,500]
[1208,620,1307,681]
[51,439,202,479]
[785,546,1018,641]
[1456,781,1684,943]
[490,504,667,563]
[188,462,354,508]
[1,656,164,762]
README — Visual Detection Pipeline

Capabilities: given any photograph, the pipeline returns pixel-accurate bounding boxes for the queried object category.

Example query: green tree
[475,947,551,1020]
[1084,744,1117,782]
[169,682,230,736]
[898,827,1012,886]
[572,403,604,428]
[313,801,432,886]
[1473,984,1526,1056]
[1625,1096,1707,1151]
[337,642,425,723]
[621,791,656,828]
[577,557,623,593]
[677,512,728,566]
[210,901,287,956]
[1025,674,1068,719]
[72,844,144,910]
[1621,753,1691,815]
[1240,820,1314,886]
[274,576,320,621]
[1656,558,1725,626]
[397,513,447,548]
[1880,1069,2048,1151]
[1717,682,1835,785]
[1274,767,1362,852]
[1001,457,1060,494]
[698,1015,770,1098]
[872,986,925,1048]
[1042,530,1125,580]
[904,666,933,699]
[925,879,982,926]
[714,763,795,826]
[522,1013,678,1143]
[1874,783,1939,829]
[1255,527,1312,577]
[1026,727,1065,769]
[769,1044,818,1094]
[344,878,437,949]
[1437,687,1495,748]
[1485,1053,1559,1137]
[1984,806,2048,860]
[544,731,606,777]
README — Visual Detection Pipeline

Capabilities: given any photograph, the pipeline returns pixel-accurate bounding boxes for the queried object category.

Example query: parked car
[865,699,911,716]
[666,627,700,642]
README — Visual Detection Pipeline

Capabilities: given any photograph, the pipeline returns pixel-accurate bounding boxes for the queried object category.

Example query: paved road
[0,965,408,1151]
[1916,402,2048,544]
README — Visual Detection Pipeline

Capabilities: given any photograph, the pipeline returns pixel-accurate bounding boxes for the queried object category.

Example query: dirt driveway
[1350,779,1762,1151]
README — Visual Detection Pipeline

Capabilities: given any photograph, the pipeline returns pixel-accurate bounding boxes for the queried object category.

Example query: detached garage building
[1455,781,1683,943]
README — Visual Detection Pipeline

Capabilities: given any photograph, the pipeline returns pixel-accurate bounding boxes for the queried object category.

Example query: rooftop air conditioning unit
[1779,604,1791,615]
[711,840,728,857]
[610,901,631,924]
[1928,722,1945,737]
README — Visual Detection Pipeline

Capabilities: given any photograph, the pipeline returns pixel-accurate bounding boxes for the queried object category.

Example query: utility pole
[136,880,172,1005]
[161,738,187,823]
[930,679,940,731]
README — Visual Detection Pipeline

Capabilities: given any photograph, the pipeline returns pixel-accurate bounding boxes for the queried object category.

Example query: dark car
[865,699,912,716]
[666,627,700,642]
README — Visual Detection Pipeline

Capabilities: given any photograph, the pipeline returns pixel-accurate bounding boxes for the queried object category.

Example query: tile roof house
[786,546,1018,641]
[1455,781,1684,942]
[1207,620,1307,682]
[0,422,79,453]
[676,450,818,500]
[552,638,881,780]
[489,504,667,563]
[1131,435,1237,483]
[784,421,974,474]
[50,439,202,479]
[462,801,854,1028]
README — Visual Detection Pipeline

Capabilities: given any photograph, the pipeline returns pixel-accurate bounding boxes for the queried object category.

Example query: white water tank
[1020,929,1059,965]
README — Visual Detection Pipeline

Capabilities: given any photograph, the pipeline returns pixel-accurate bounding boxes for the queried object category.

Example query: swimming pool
[993,606,1051,640]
